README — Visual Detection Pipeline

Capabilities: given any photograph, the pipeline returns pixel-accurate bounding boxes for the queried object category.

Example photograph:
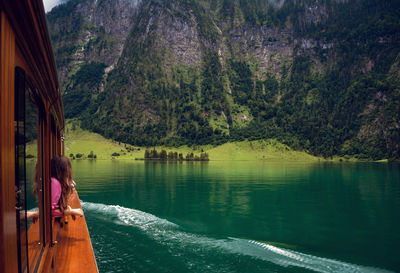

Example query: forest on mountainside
[47,0,400,160]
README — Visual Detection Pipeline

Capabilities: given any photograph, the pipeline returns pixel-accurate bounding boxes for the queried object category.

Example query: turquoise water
[72,161,400,273]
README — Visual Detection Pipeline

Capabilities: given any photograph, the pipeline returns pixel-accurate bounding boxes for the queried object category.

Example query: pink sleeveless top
[51,177,63,217]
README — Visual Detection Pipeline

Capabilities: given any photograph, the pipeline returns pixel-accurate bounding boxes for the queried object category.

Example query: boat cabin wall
[0,2,64,272]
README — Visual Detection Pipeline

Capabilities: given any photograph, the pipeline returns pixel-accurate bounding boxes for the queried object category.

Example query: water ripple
[82,201,393,273]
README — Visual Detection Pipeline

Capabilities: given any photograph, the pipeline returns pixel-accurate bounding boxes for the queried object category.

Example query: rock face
[225,25,294,74]
[48,0,298,89]
[155,5,203,67]
[47,0,400,159]
[47,0,141,87]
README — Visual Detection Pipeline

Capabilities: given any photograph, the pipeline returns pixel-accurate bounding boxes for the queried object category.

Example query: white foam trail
[82,201,393,273]
[242,240,392,273]
[81,201,178,230]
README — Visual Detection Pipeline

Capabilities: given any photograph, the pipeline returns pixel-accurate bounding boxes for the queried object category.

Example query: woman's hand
[26,210,39,223]
[65,205,84,218]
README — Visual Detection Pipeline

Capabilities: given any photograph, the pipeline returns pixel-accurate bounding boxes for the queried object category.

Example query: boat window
[15,67,45,273]
[49,116,57,246]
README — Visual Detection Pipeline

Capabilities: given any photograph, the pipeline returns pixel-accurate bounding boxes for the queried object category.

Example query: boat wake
[82,201,392,273]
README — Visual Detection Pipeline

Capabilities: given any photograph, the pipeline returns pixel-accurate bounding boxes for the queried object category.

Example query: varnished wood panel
[0,10,18,273]
[27,218,41,270]
[52,191,98,273]
[0,0,64,130]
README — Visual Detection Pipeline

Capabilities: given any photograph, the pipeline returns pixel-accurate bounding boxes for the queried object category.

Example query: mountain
[46,0,400,159]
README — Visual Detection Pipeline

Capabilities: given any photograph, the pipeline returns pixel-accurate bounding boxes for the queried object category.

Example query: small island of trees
[69,151,97,159]
[142,149,209,161]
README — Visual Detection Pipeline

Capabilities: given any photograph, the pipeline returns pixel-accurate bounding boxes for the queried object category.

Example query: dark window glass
[15,67,44,273]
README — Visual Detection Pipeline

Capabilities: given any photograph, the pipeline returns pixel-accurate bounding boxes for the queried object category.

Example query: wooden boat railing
[31,190,98,273]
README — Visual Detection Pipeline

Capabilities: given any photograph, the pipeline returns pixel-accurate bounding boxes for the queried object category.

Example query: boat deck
[45,191,98,273]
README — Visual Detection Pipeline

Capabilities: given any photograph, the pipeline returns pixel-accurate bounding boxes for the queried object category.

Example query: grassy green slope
[64,120,142,160]
[206,140,318,161]
[64,121,319,161]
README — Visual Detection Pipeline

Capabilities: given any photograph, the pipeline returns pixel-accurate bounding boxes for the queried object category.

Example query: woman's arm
[63,205,84,217]
[26,210,39,223]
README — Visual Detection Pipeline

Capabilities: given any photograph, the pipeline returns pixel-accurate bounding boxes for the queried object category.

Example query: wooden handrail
[44,190,98,273]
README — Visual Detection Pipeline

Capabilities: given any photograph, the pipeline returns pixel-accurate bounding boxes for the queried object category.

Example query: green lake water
[72,160,400,273]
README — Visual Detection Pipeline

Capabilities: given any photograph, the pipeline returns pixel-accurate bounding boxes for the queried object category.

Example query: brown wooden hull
[51,191,98,273]
[0,1,98,272]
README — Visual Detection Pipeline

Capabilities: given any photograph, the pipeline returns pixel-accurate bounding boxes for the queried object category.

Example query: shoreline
[40,121,393,163]
[61,157,393,163]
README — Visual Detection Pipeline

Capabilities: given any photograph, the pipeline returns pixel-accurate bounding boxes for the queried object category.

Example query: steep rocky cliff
[47,0,400,159]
